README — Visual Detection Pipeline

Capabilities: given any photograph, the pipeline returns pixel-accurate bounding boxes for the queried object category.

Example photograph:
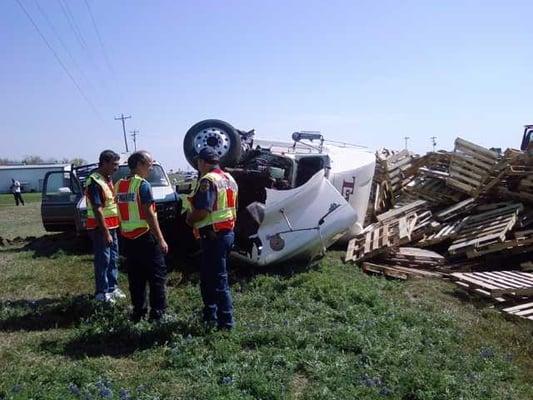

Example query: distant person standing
[85,150,125,303]
[10,178,25,206]
[115,151,169,322]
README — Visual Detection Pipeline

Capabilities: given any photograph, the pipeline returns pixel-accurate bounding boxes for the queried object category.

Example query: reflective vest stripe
[193,169,237,233]
[117,179,130,221]
[115,175,153,239]
[85,172,119,230]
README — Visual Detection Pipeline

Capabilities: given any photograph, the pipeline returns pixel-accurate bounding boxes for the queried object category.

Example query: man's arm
[143,203,168,254]
[185,178,214,226]
[186,208,209,226]
[94,206,113,245]
[88,183,113,245]
[139,181,168,254]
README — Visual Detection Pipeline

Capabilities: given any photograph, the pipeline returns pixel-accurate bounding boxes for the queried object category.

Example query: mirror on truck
[521,126,533,152]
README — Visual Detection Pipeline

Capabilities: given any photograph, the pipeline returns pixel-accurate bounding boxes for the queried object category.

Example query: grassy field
[0,196,532,399]
[0,193,47,239]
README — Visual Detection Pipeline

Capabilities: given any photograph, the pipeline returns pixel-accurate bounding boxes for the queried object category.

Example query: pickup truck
[41,161,179,233]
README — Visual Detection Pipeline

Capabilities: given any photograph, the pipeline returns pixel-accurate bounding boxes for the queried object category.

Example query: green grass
[0,193,47,239]
[0,192,42,206]
[0,200,532,399]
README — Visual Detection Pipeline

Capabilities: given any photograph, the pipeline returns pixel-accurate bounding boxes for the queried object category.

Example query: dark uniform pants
[200,230,235,328]
[13,192,24,206]
[124,233,167,320]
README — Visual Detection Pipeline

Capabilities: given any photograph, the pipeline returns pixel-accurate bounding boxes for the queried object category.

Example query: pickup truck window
[112,165,169,187]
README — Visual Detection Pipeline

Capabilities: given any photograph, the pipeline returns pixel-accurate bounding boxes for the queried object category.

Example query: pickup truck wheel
[183,119,242,169]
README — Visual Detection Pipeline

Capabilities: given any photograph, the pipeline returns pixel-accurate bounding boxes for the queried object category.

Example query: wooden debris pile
[347,137,533,321]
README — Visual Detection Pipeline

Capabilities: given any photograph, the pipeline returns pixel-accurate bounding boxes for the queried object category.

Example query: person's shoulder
[197,178,213,193]
[139,178,151,189]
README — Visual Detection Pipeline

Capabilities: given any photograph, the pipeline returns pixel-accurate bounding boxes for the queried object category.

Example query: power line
[130,129,139,151]
[83,0,115,76]
[115,114,131,152]
[56,0,108,91]
[57,0,86,49]
[33,0,93,90]
[15,0,102,118]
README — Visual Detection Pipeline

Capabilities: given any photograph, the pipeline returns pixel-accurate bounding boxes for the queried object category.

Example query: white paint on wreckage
[327,145,376,238]
[241,170,357,266]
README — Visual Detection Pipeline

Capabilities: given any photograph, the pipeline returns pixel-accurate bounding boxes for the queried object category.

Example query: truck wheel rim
[193,127,231,157]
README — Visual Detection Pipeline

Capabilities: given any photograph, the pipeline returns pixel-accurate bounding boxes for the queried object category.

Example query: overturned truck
[180,119,376,266]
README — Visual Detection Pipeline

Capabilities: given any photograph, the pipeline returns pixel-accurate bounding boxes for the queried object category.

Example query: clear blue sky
[2,0,533,170]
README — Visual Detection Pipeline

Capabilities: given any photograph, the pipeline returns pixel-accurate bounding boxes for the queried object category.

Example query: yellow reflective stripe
[115,175,149,233]
[193,171,236,229]
[86,172,118,218]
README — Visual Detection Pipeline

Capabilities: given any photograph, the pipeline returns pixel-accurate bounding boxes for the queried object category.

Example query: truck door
[41,171,82,232]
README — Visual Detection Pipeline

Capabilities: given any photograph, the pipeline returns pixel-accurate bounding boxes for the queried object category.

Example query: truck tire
[183,119,242,169]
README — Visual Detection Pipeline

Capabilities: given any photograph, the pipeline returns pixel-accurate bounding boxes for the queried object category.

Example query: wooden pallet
[405,177,463,206]
[373,149,418,204]
[434,198,476,222]
[448,203,523,256]
[446,138,500,196]
[345,215,415,262]
[418,220,463,247]
[451,271,533,297]
[376,200,427,222]
[500,301,533,320]
[466,236,533,258]
[362,262,441,280]
[385,247,445,268]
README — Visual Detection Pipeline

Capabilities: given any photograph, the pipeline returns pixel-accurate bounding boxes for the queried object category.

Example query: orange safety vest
[190,168,238,238]
[115,175,156,239]
[85,172,119,230]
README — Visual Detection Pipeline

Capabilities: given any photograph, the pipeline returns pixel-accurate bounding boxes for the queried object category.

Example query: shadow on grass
[22,232,91,257]
[0,295,97,331]
[444,286,502,310]
[1,232,92,258]
[53,318,199,358]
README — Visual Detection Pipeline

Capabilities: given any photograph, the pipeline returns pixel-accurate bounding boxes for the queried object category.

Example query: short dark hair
[99,150,120,166]
[128,151,151,170]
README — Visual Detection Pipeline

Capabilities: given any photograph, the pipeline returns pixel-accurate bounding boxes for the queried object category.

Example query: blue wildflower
[11,384,22,393]
[379,387,393,396]
[68,383,81,397]
[99,387,112,399]
[480,347,495,359]
[119,388,131,400]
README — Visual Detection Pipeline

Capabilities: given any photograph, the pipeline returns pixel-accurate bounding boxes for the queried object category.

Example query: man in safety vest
[85,150,125,302]
[115,150,169,322]
[186,147,238,330]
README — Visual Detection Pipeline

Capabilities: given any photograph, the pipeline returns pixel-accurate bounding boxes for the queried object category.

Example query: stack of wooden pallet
[345,137,533,320]
[446,138,501,196]
[447,203,523,257]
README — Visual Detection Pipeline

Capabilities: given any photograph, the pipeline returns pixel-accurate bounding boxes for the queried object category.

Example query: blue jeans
[200,230,234,329]
[89,228,119,295]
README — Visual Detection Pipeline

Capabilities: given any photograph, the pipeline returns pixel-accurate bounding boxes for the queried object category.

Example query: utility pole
[430,136,437,152]
[114,113,131,152]
[130,129,139,151]
[404,136,410,150]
